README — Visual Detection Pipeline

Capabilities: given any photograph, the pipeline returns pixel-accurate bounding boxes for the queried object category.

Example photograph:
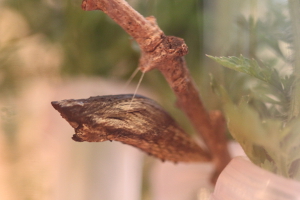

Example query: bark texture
[52,94,211,162]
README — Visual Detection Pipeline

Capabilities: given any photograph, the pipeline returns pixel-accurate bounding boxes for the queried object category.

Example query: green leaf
[207,55,286,92]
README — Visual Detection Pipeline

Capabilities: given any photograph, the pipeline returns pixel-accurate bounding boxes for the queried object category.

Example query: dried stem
[81,0,230,179]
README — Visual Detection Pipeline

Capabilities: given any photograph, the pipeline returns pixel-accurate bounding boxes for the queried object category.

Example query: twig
[81,0,231,179]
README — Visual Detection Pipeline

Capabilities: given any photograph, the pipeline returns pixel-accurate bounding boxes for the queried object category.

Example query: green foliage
[209,55,293,119]
[207,55,292,91]
[208,0,300,181]
[210,68,300,179]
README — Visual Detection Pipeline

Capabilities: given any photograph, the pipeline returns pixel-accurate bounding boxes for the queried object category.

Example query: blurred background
[0,0,291,199]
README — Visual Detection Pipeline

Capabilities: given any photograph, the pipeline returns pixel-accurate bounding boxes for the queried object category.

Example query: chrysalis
[51,94,211,162]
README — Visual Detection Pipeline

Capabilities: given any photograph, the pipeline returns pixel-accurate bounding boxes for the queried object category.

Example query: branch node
[82,0,99,11]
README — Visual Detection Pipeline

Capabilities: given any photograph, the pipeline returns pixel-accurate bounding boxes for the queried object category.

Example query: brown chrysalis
[51,94,211,162]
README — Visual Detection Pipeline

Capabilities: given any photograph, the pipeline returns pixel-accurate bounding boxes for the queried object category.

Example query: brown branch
[81,0,231,179]
[51,94,211,162]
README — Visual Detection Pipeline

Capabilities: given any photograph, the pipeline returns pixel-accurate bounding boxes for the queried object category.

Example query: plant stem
[81,0,231,181]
